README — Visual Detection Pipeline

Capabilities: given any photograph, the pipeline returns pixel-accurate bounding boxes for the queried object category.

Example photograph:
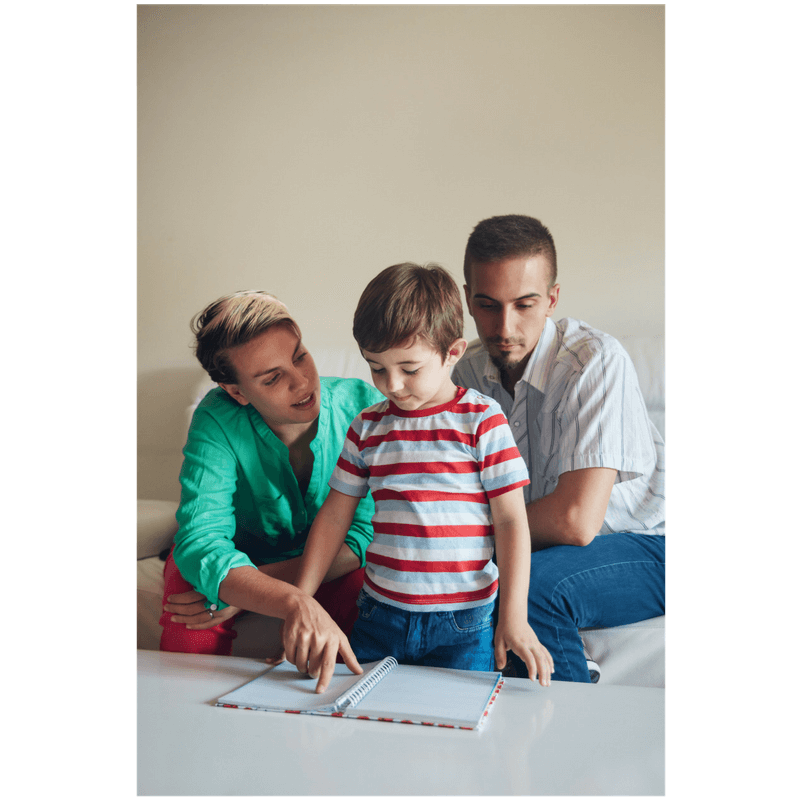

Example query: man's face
[465,254,560,381]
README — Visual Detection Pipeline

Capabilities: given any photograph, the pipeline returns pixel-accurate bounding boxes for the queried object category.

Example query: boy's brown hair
[353,262,463,359]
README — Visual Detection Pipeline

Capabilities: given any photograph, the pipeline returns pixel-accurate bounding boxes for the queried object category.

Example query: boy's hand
[495,619,554,687]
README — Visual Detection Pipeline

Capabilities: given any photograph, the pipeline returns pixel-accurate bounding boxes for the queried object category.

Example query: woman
[159,291,382,681]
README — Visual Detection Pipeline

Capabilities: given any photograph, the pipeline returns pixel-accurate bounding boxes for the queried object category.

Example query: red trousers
[158,549,365,656]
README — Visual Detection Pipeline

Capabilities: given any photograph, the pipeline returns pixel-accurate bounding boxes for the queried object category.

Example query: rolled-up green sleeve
[173,410,257,610]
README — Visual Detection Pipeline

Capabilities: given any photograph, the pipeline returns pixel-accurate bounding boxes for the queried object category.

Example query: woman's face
[219,324,321,430]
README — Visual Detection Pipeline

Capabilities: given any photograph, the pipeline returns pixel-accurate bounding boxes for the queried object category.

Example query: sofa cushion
[619,335,664,440]
[137,499,179,560]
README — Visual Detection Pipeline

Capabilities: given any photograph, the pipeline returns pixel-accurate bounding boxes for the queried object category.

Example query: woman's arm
[218,566,362,692]
[164,543,361,631]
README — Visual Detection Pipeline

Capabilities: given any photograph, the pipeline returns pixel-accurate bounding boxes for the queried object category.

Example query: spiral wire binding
[333,656,398,711]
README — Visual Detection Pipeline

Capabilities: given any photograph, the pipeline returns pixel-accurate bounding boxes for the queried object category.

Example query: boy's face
[361,337,466,412]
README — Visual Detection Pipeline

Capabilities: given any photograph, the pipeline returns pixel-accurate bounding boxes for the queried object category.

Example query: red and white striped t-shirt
[329,386,530,612]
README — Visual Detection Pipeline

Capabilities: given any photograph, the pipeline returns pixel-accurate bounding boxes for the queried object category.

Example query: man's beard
[487,339,527,374]
[489,351,525,374]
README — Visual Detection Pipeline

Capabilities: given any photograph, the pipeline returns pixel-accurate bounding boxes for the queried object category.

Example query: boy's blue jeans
[509,532,666,683]
[350,589,496,671]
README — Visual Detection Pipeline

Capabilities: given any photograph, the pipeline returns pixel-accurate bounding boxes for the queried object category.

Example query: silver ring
[208,610,214,619]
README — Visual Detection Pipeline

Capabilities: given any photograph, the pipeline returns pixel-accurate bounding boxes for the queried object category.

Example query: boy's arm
[257,543,360,585]
[491,487,553,686]
[295,488,362,597]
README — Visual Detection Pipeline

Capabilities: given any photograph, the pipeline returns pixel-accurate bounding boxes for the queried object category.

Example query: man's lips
[492,341,523,354]
[292,393,315,408]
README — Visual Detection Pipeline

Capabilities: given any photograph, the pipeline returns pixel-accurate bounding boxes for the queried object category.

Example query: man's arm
[525,467,617,550]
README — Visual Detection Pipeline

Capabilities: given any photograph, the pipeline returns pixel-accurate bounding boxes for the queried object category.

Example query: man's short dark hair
[464,214,558,287]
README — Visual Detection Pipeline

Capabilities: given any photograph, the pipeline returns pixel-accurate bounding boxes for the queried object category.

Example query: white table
[138,650,664,796]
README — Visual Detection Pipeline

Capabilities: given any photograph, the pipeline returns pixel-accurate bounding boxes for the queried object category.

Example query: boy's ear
[445,338,469,366]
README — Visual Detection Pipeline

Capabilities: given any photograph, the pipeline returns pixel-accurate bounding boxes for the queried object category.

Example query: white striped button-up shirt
[451,318,665,536]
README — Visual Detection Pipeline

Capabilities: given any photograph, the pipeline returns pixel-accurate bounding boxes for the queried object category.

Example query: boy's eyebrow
[473,292,541,302]
[364,355,424,367]
[251,341,303,379]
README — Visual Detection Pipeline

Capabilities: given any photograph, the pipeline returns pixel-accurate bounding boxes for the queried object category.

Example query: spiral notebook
[216,656,503,730]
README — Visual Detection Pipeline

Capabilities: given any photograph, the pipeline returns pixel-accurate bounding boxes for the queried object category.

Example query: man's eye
[370,367,385,375]
[403,369,420,375]
[294,351,307,363]
[264,374,280,386]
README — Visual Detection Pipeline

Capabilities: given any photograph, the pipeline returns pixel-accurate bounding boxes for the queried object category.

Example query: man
[451,214,665,683]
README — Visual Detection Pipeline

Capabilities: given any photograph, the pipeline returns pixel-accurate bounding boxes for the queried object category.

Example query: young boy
[294,263,553,685]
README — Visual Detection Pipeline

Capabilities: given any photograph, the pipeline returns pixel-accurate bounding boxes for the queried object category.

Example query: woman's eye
[403,369,420,375]
[370,367,385,375]
[294,351,307,363]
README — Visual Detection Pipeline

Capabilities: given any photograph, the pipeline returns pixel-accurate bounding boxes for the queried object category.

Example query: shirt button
[209,604,218,611]
[514,421,520,427]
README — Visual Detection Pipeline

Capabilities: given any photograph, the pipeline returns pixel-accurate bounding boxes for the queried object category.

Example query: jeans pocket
[355,588,377,621]
[449,603,495,633]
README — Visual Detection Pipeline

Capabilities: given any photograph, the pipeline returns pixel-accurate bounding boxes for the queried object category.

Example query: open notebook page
[346,663,500,726]
[217,660,381,712]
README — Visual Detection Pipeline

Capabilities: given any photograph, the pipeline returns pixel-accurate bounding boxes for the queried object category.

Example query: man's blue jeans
[351,589,496,671]
[508,533,665,683]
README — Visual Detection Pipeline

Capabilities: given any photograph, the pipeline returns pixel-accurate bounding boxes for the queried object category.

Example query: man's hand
[281,593,362,693]
[164,589,241,630]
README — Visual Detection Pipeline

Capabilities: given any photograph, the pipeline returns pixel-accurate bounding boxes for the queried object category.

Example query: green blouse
[173,376,383,608]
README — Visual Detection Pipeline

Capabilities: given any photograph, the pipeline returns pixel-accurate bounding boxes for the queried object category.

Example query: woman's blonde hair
[191,290,300,383]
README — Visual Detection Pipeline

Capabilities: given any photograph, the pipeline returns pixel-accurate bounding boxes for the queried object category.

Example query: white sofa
[137,334,665,686]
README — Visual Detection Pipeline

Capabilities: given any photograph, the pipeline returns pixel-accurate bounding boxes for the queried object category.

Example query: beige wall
[138,4,664,502]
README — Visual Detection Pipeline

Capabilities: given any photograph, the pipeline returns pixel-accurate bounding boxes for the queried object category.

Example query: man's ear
[445,338,469,367]
[219,382,250,406]
[546,284,560,316]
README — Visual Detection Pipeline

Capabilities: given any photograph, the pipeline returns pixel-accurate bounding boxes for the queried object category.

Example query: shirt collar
[524,317,558,392]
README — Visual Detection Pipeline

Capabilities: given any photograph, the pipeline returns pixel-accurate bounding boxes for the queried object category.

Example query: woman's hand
[164,589,242,630]
[282,592,362,693]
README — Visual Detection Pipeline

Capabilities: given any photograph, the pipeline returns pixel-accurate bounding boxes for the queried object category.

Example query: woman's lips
[292,393,315,408]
